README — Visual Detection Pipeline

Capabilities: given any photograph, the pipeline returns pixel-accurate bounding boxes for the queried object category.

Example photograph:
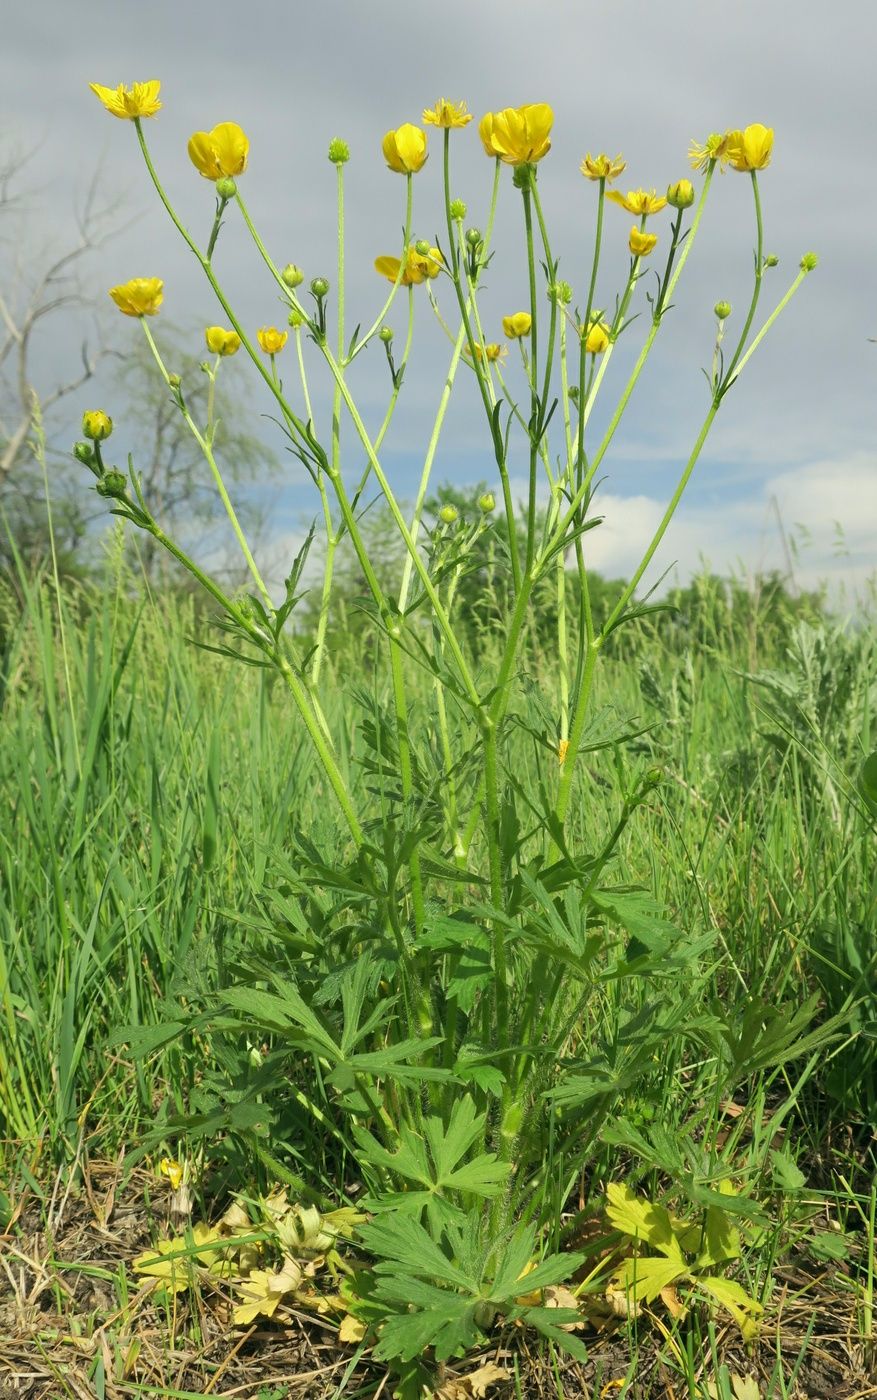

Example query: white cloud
[575,451,877,598]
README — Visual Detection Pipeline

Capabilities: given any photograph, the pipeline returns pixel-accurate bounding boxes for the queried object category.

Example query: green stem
[725,266,810,390]
[140,319,274,614]
[721,172,764,388]
[521,178,539,575]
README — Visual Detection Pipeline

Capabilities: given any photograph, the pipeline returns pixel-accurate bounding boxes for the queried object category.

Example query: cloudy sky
[3,0,875,599]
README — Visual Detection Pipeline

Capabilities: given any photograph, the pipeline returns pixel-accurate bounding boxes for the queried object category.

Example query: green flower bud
[800,252,819,272]
[82,410,113,441]
[449,198,467,221]
[327,137,350,164]
[168,373,182,390]
[550,280,573,305]
[379,326,394,343]
[464,227,482,249]
[666,179,695,210]
[215,176,237,200]
[438,504,459,525]
[478,491,496,514]
[414,239,431,256]
[714,301,732,320]
[281,263,304,288]
[287,310,305,328]
[73,441,94,464]
[96,469,128,498]
[310,276,330,298]
[764,253,779,268]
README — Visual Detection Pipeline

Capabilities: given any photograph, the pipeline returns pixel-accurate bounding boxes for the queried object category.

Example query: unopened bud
[439,504,459,525]
[215,176,237,200]
[82,410,113,441]
[327,137,350,164]
[667,179,695,209]
[73,441,94,464]
[464,227,482,249]
[449,198,467,221]
[96,469,128,498]
[713,301,732,320]
[550,280,573,305]
[478,491,496,514]
[413,239,431,256]
[287,310,305,328]
[281,263,304,288]
[168,373,182,390]
[379,326,394,343]
[799,252,819,272]
[764,253,779,268]
[310,276,330,298]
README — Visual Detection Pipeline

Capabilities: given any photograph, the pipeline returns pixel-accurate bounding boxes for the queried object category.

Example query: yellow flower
[422,99,472,129]
[257,326,288,355]
[580,152,626,183]
[584,320,610,354]
[374,245,442,286]
[467,342,507,363]
[688,133,730,174]
[82,410,113,441]
[606,188,667,216]
[629,226,658,257]
[382,124,428,174]
[89,80,162,120]
[159,1157,184,1190]
[478,105,553,165]
[502,312,532,339]
[667,179,695,210]
[187,122,249,181]
[725,124,774,172]
[205,326,241,356]
[108,277,164,317]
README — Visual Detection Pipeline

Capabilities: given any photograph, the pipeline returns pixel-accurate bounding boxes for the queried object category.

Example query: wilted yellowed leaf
[232,1257,303,1326]
[658,1283,687,1319]
[543,1284,585,1330]
[434,1362,510,1397]
[605,1183,684,1261]
[338,1312,367,1343]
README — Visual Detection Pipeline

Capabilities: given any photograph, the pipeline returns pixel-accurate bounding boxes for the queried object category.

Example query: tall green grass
[0,561,873,1191]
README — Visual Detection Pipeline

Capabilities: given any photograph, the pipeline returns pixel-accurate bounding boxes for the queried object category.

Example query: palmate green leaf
[696,1204,742,1268]
[359,1214,473,1290]
[355,1097,510,1202]
[349,1036,448,1081]
[516,1307,590,1363]
[371,1279,480,1363]
[220,983,340,1060]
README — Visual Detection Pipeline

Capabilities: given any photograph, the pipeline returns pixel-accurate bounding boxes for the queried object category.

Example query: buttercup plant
[83,83,818,1383]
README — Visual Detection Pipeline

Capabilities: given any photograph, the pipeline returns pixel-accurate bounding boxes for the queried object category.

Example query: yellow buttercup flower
[688,133,730,174]
[382,125,428,174]
[422,99,472,129]
[205,326,241,356]
[257,326,288,355]
[374,244,443,286]
[108,277,164,317]
[467,342,507,363]
[89,80,162,120]
[580,152,626,183]
[725,124,774,172]
[478,105,553,165]
[606,188,667,216]
[629,226,658,257]
[502,312,532,339]
[188,123,249,180]
[584,320,610,354]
